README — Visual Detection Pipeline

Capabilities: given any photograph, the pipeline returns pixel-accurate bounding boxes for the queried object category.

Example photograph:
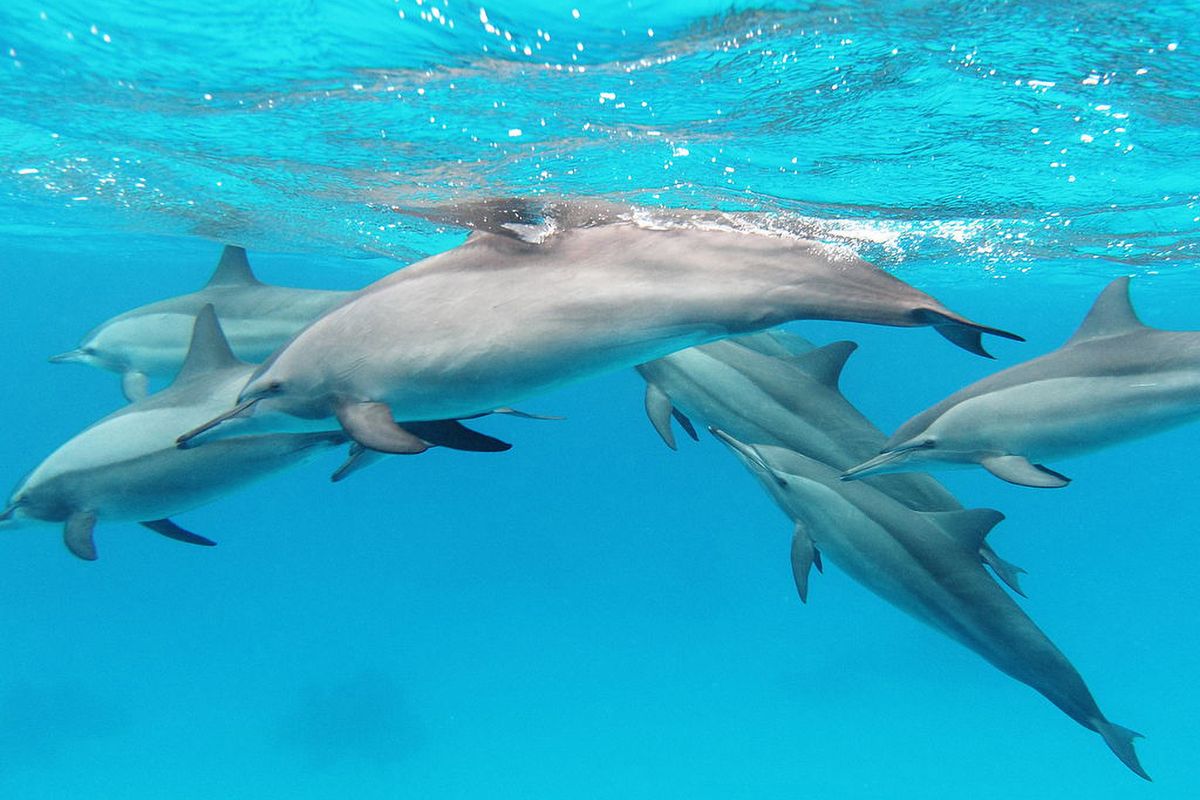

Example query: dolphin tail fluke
[1092,718,1150,781]
[402,420,512,452]
[140,518,217,548]
[918,309,1024,358]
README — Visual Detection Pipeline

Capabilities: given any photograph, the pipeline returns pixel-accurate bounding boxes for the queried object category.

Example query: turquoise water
[1,1,1197,797]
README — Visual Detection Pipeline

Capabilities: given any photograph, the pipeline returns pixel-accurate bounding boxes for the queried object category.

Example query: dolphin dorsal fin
[1066,277,1144,344]
[786,341,858,389]
[173,305,241,384]
[923,508,1005,551]
[205,245,261,287]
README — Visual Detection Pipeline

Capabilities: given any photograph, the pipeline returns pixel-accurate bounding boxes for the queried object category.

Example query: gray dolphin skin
[178,220,1021,453]
[1,305,351,560]
[712,428,1149,780]
[636,331,1025,594]
[50,245,351,401]
[843,277,1200,487]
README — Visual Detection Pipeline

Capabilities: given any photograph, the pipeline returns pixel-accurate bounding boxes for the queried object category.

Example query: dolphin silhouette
[50,245,351,401]
[713,429,1149,780]
[843,277,1200,487]
[636,330,1024,594]
[178,220,1020,452]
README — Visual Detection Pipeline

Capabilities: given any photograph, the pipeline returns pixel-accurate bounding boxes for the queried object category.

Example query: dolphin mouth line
[841,443,929,480]
[176,397,261,449]
[48,349,87,364]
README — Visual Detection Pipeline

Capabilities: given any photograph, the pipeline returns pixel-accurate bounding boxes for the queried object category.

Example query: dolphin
[636,331,1024,594]
[50,245,352,401]
[3,306,508,560]
[842,277,1200,487]
[712,428,1149,780]
[178,220,1021,453]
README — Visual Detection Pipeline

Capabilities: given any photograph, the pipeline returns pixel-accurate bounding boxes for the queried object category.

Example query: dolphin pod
[842,277,1200,487]
[50,245,352,401]
[636,331,1144,777]
[6,211,1185,779]
[2,305,347,559]
[175,216,1020,453]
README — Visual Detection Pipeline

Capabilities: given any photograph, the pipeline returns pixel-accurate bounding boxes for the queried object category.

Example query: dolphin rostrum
[713,428,1148,780]
[636,331,1024,594]
[50,245,352,401]
[178,220,1021,453]
[843,277,1200,487]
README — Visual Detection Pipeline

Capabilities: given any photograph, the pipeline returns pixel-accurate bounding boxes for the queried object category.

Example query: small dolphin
[50,245,352,401]
[713,428,1148,780]
[843,277,1200,487]
[636,331,1024,594]
[179,220,1020,452]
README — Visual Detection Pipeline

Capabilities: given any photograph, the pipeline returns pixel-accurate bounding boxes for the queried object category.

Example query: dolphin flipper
[979,543,1027,597]
[121,370,150,402]
[140,518,217,547]
[63,510,98,561]
[331,443,387,483]
[1091,718,1150,781]
[403,420,512,452]
[335,402,430,455]
[644,382,679,449]
[790,523,821,603]
[981,455,1070,488]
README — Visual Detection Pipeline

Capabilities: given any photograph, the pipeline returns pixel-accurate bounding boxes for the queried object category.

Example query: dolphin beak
[176,397,261,449]
[49,348,87,364]
[709,427,788,487]
[841,448,915,481]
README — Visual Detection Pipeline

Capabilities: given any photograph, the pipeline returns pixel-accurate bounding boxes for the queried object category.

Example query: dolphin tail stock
[1091,718,1151,781]
[140,518,217,548]
[917,308,1024,358]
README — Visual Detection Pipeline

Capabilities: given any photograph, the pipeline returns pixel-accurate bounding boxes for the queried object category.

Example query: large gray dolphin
[178,221,1021,453]
[712,429,1149,780]
[50,245,352,401]
[843,277,1200,487]
[636,331,1024,594]
[1,306,351,560]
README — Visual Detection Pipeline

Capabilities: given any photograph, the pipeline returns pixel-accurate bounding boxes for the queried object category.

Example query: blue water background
[1,1,1198,797]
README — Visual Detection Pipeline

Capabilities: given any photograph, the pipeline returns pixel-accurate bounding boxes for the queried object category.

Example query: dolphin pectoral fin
[979,542,1027,597]
[644,383,682,449]
[140,518,217,547]
[335,402,430,455]
[402,420,511,452]
[919,309,1025,358]
[790,523,820,603]
[981,455,1070,488]
[64,511,99,561]
[1091,718,1150,781]
[121,370,150,402]
[331,443,388,483]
